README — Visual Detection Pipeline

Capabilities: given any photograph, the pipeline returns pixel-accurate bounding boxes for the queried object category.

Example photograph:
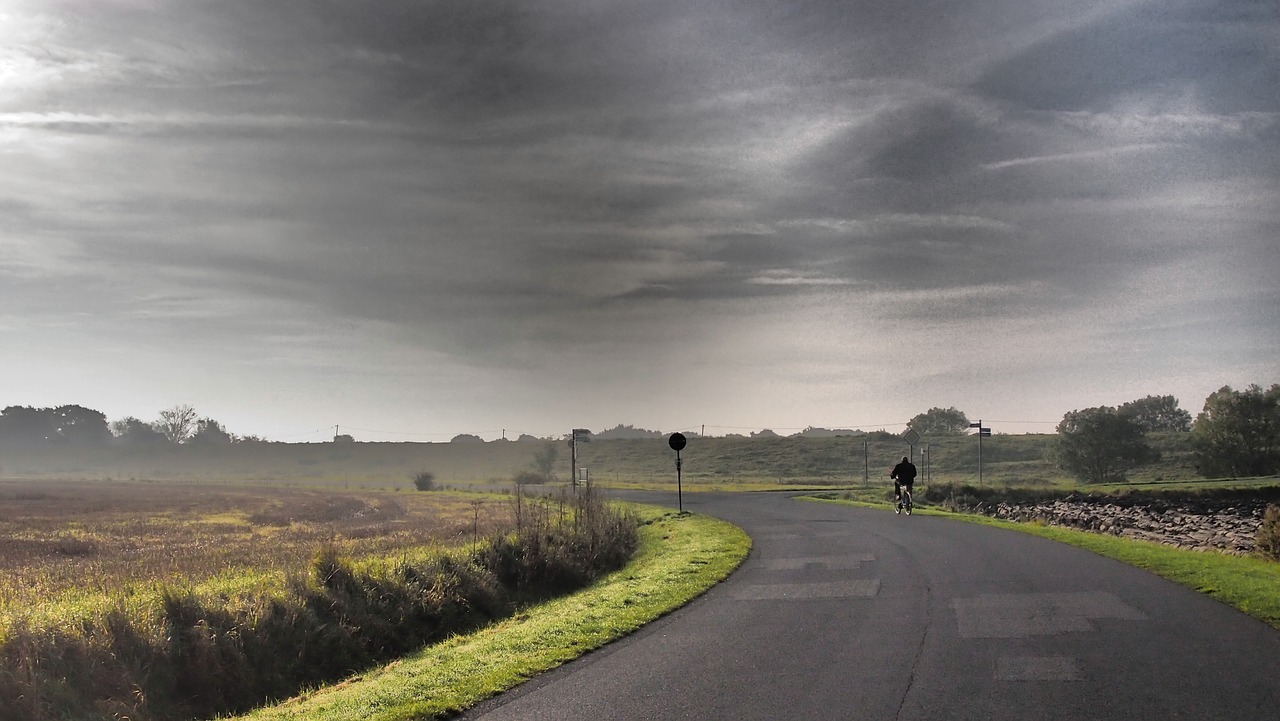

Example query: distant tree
[750,429,779,439]
[411,471,436,491]
[1118,395,1192,433]
[1192,384,1280,478]
[516,434,541,442]
[450,433,485,443]
[332,433,355,444]
[796,427,860,438]
[156,405,198,444]
[50,405,112,445]
[189,418,233,445]
[111,416,167,446]
[595,424,663,439]
[512,470,544,485]
[908,407,970,435]
[531,443,558,479]
[0,406,55,446]
[1055,406,1156,484]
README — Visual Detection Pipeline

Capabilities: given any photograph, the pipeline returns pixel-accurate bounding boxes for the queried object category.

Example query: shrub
[411,471,436,491]
[1257,504,1280,561]
[512,470,544,485]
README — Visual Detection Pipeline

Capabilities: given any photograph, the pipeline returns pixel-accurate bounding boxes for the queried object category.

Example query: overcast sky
[2,0,1277,441]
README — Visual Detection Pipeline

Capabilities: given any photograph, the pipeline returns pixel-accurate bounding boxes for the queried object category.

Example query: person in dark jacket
[890,456,917,503]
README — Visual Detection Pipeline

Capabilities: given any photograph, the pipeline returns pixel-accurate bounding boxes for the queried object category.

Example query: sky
[2,0,1277,442]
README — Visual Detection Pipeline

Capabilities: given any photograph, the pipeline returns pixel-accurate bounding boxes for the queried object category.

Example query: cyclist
[890,456,917,506]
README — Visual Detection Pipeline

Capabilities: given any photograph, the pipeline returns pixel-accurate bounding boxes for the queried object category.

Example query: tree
[1054,406,1156,484]
[111,416,167,446]
[189,417,233,445]
[411,471,436,491]
[450,433,485,443]
[531,443,558,479]
[1192,384,1280,478]
[907,407,971,435]
[0,406,55,446]
[51,405,111,445]
[595,424,662,439]
[1118,395,1192,432]
[156,405,198,444]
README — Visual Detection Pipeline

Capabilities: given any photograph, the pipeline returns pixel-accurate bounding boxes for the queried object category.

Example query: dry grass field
[0,479,513,617]
[0,478,641,721]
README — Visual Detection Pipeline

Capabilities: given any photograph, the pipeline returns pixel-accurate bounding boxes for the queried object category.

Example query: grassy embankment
[228,507,749,721]
[0,484,657,721]
[0,478,749,721]
[805,494,1280,631]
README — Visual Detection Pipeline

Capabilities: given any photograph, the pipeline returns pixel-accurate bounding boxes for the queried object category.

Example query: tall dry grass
[0,483,638,721]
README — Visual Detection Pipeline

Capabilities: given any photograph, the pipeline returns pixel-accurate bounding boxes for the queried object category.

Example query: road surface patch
[994,656,1082,681]
[952,591,1147,639]
[756,554,876,571]
[732,579,881,600]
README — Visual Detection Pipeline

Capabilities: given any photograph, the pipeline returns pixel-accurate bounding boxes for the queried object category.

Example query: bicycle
[895,486,913,515]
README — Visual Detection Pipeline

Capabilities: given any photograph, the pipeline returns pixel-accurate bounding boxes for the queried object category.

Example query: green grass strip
[806,496,1280,631]
[227,507,750,721]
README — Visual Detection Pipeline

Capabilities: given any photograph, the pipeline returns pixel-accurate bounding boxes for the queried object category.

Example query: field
[0,478,642,721]
[0,431,1207,490]
[0,479,513,623]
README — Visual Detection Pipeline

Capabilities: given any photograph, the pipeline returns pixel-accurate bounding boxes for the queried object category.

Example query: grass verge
[228,506,750,721]
[804,496,1280,631]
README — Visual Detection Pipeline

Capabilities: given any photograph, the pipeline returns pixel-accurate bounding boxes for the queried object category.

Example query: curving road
[460,491,1280,720]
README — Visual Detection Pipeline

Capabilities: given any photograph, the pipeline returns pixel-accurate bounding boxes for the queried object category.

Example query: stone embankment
[966,495,1269,555]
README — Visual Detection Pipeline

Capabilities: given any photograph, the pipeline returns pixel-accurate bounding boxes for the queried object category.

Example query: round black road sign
[668,432,687,451]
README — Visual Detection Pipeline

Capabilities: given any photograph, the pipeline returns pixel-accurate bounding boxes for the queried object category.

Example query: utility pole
[970,421,991,485]
[569,428,589,491]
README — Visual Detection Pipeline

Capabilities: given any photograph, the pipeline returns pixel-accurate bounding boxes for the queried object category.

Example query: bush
[1257,504,1280,561]
[512,470,545,485]
[411,471,436,491]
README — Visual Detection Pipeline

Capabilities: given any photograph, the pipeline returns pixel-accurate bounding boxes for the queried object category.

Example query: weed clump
[1257,504,1280,561]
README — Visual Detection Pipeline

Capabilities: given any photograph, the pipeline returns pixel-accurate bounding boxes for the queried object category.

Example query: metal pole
[676,449,683,513]
[863,441,869,488]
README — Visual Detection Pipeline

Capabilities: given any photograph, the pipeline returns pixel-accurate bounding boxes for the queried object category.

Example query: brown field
[0,479,514,614]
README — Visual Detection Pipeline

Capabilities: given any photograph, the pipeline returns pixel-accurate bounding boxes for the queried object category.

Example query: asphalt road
[459,491,1280,720]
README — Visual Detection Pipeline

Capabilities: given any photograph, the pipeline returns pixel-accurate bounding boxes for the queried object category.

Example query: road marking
[732,579,881,600]
[995,656,1082,681]
[952,591,1148,639]
[757,554,876,571]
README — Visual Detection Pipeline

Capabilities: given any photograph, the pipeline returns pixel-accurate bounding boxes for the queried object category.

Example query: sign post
[668,432,687,513]
[901,427,920,464]
[569,428,590,490]
[970,421,991,485]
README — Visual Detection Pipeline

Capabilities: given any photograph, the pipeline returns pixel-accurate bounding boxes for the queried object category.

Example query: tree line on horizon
[2,386,1277,483]
[0,404,254,449]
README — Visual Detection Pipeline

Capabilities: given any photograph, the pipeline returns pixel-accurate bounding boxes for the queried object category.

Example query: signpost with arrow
[970,421,991,485]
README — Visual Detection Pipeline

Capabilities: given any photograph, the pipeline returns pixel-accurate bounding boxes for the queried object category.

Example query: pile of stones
[966,495,1270,555]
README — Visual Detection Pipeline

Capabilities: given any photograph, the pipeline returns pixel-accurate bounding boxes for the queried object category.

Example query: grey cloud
[975,0,1280,113]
